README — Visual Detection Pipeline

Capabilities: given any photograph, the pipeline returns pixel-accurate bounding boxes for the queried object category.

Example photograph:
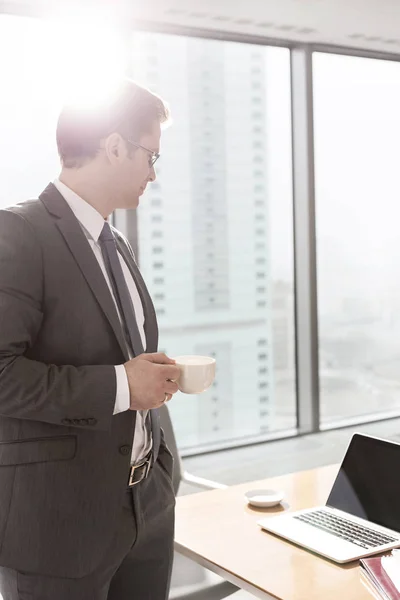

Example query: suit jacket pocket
[0,435,77,466]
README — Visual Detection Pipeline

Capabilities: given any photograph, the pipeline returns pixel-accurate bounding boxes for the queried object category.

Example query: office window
[147,70,158,81]
[314,52,400,424]
[0,16,62,206]
[115,32,295,452]
[0,13,127,206]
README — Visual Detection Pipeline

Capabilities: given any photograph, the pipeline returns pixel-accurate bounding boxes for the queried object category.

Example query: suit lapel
[114,234,159,353]
[40,183,129,361]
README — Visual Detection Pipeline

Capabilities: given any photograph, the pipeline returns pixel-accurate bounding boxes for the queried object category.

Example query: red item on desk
[360,556,400,600]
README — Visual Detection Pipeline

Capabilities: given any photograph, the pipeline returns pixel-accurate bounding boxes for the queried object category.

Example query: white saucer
[244,488,285,508]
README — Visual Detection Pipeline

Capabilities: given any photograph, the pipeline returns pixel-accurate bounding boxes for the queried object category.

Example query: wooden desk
[175,465,372,600]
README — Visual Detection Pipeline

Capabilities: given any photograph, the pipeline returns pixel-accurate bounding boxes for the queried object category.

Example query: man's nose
[148,165,156,182]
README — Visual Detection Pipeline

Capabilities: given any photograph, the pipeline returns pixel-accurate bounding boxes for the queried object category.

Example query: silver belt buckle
[128,457,151,487]
[128,465,138,487]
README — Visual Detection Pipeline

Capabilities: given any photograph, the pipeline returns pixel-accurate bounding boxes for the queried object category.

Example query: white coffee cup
[173,355,216,395]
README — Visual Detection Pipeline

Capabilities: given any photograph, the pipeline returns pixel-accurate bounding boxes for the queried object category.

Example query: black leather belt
[128,453,152,487]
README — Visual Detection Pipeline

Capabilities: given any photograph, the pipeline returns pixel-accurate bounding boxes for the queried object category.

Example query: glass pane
[0,14,127,207]
[314,52,400,425]
[126,33,295,452]
[0,15,61,205]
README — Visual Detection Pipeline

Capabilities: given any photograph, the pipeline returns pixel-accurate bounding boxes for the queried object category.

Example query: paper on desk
[382,549,400,593]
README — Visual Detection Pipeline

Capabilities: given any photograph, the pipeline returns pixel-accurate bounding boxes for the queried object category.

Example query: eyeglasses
[126,139,160,168]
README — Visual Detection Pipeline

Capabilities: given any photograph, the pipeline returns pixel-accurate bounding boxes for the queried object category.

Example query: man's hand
[124,353,180,411]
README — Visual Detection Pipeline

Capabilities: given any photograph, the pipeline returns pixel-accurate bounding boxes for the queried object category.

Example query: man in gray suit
[0,79,180,599]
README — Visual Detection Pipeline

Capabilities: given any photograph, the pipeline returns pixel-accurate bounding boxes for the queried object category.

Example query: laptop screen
[327,434,400,532]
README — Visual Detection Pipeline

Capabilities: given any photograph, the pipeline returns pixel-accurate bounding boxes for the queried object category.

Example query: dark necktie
[99,222,144,357]
[99,222,158,460]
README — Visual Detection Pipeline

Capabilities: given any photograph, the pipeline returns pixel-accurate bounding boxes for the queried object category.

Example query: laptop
[258,433,400,563]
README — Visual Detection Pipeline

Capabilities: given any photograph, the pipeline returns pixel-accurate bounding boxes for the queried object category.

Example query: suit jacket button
[61,418,71,425]
[119,445,131,456]
[87,418,97,426]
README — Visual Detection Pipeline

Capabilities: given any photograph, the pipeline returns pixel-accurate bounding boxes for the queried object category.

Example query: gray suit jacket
[0,183,164,578]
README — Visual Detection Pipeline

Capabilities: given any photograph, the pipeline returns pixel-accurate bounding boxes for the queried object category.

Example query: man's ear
[104,133,126,164]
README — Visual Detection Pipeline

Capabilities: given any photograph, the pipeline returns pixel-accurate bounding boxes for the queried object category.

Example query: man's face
[110,121,161,210]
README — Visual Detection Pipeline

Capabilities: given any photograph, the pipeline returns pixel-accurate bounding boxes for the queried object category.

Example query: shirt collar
[53,178,106,242]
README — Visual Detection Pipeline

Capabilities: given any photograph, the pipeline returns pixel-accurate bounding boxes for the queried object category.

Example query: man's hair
[56,79,170,168]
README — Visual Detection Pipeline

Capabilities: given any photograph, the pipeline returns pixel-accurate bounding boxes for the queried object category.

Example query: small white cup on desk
[173,355,216,394]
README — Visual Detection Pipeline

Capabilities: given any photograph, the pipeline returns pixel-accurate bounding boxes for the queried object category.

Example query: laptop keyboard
[294,509,398,549]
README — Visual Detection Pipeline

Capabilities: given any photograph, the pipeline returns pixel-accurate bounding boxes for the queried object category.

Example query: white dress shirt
[53,179,151,464]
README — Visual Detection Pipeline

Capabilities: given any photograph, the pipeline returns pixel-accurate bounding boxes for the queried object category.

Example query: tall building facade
[130,33,275,451]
